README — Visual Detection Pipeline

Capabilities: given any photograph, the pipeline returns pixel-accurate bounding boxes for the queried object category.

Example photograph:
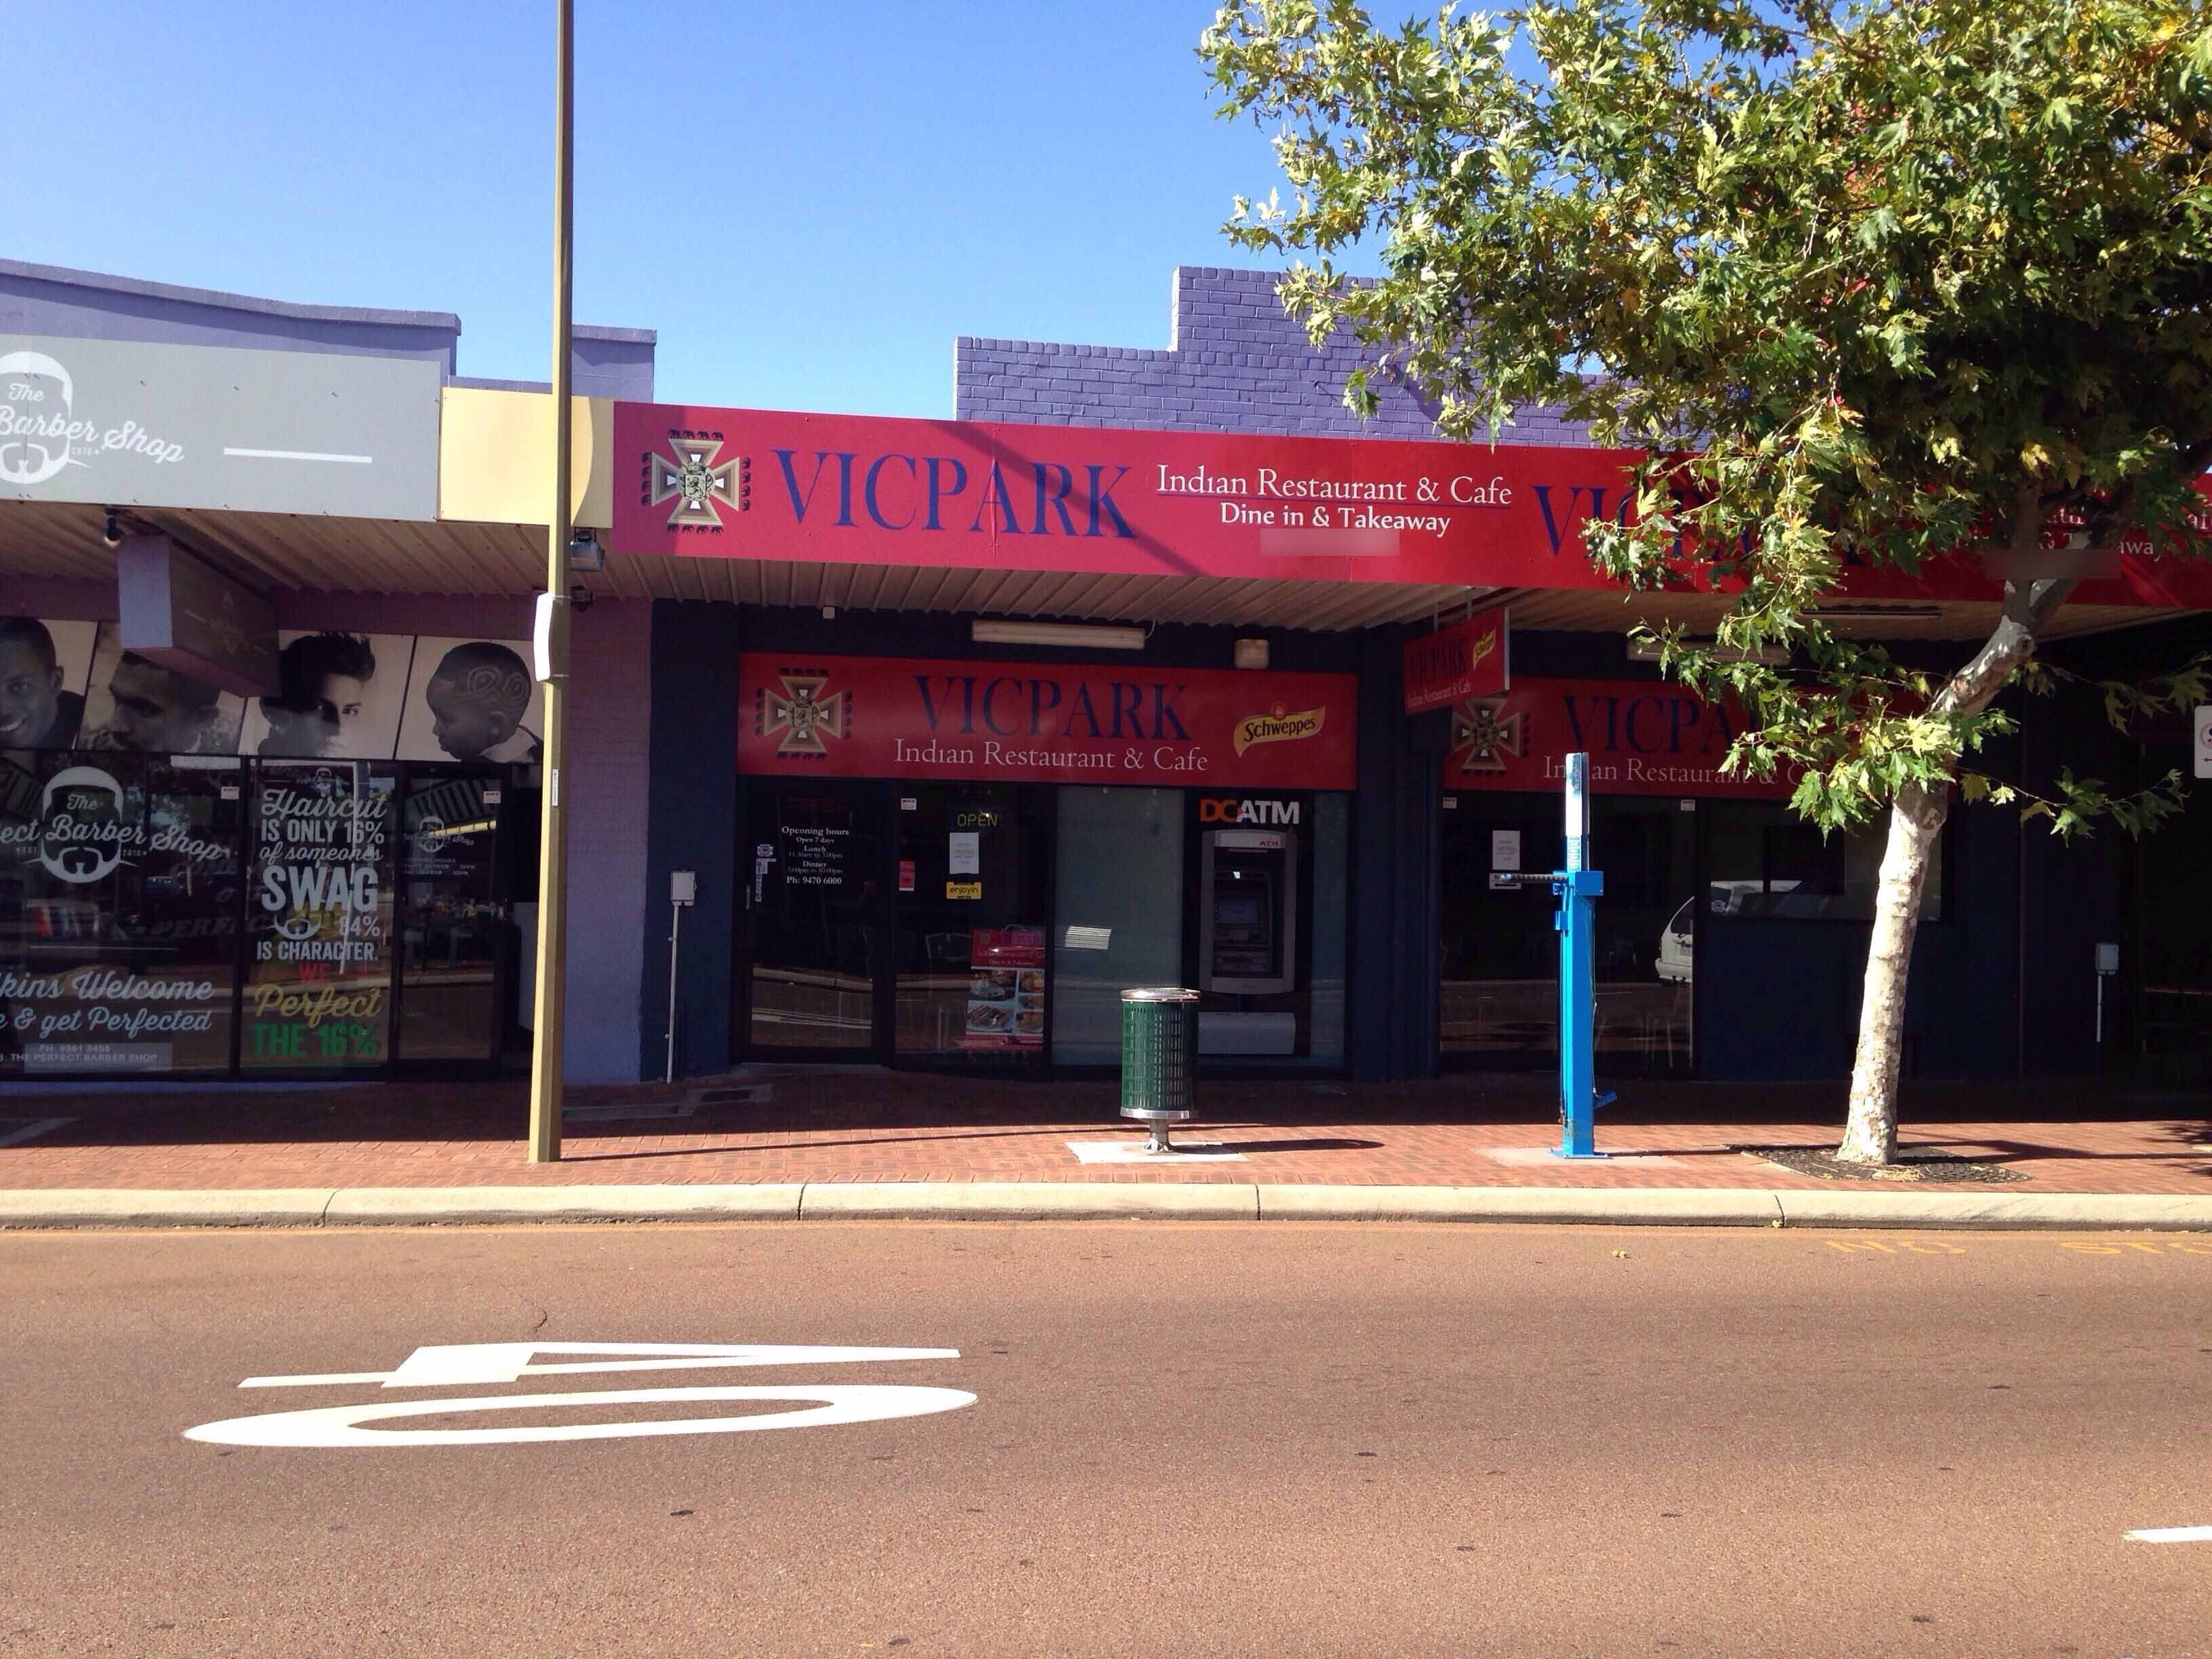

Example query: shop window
[743,784,884,1054]
[1708,802,1943,922]
[1051,787,1185,1065]
[0,750,243,1076]
[1439,793,1694,1071]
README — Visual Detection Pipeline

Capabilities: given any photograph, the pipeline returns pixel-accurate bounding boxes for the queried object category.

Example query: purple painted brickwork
[956,266,1592,446]
[562,596,651,1083]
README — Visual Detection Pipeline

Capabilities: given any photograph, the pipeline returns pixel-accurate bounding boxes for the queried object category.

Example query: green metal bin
[1120,987,1200,1151]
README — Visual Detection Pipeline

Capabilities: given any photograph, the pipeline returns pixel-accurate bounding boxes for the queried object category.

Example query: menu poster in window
[244,764,395,1066]
[964,925,1045,1049]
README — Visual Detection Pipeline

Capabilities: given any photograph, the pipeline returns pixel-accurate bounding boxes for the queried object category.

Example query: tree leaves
[1203,0,2212,838]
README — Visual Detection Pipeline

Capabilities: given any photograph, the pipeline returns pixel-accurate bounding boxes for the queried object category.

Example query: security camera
[101,508,124,550]
[567,527,605,573]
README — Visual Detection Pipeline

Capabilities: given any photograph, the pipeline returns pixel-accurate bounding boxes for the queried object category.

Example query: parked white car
[1656,899,1695,983]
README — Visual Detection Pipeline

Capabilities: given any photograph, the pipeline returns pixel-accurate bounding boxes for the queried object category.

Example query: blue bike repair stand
[1550,752,1613,1158]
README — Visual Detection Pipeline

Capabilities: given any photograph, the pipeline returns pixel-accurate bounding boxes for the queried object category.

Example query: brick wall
[562,597,652,1082]
[956,266,1591,444]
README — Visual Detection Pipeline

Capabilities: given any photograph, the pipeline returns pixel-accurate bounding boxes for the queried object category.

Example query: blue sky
[12,3,1309,417]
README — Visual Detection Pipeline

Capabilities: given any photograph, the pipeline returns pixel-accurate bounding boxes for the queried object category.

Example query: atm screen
[1214,895,1263,930]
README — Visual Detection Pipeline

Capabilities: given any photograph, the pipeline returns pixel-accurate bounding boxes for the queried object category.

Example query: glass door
[739,780,890,1057]
[893,783,1052,1067]
[396,767,504,1065]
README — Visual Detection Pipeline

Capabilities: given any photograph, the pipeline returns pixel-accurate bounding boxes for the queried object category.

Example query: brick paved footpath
[0,1070,2206,1195]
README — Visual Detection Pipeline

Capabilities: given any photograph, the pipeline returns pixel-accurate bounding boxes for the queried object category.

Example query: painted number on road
[184,1342,976,1448]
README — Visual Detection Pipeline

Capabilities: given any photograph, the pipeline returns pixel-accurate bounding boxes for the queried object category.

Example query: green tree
[1205,0,2212,1162]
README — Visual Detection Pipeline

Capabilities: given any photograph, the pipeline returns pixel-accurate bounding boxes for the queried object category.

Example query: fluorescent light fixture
[1806,602,1942,618]
[1627,637,1788,666]
[971,620,1147,651]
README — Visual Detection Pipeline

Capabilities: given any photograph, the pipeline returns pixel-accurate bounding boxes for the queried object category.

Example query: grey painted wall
[0,258,653,395]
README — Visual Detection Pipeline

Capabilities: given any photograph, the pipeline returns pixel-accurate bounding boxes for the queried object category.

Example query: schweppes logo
[1232,705,1326,756]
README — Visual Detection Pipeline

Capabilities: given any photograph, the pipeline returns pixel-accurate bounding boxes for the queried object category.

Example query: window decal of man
[258,632,376,758]
[90,652,227,754]
[0,617,84,749]
[424,642,539,763]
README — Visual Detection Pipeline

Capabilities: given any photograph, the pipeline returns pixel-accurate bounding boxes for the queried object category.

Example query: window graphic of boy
[258,632,377,758]
[424,642,539,763]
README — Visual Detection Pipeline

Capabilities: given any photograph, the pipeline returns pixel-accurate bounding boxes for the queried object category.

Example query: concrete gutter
[3,1183,2212,1231]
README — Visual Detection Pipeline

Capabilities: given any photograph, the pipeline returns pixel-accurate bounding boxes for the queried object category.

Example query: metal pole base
[1147,1119,1174,1155]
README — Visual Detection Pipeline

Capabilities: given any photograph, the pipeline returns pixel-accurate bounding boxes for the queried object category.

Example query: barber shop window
[1706,801,1944,922]
[0,750,244,1076]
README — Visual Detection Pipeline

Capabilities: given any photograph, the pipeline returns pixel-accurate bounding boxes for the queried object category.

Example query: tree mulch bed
[1736,1144,2030,1185]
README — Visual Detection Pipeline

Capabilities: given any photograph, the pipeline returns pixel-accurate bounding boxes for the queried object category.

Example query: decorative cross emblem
[757,672,850,758]
[647,434,745,529]
[1449,696,1528,775]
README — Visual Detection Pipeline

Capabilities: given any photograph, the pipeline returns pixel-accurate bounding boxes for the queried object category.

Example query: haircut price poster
[244,764,394,1065]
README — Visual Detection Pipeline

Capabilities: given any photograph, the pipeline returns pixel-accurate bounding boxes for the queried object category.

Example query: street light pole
[527,0,575,1163]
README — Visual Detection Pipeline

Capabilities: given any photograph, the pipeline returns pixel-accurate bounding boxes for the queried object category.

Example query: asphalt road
[3,1223,2209,1658]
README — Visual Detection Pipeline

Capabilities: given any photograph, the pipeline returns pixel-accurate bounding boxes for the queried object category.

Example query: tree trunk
[1837,782,1948,1164]
[1833,569,2074,1166]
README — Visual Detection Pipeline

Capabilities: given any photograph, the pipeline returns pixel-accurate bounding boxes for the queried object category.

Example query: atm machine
[1200,826,1297,992]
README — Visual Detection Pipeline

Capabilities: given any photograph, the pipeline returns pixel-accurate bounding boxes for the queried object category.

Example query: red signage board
[615,401,2212,607]
[1441,677,1796,800]
[738,653,1357,790]
[621,403,1641,590]
[1403,605,1510,715]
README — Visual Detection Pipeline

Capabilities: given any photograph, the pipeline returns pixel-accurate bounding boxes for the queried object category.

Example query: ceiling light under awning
[971,620,1147,651]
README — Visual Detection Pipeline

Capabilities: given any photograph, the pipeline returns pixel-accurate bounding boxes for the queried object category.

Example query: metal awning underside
[1,499,2188,640]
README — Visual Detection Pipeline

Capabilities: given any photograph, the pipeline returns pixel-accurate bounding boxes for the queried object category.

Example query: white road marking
[2126,1525,2212,1543]
[241,1341,960,1389]
[222,447,373,464]
[1067,1140,1246,1164]
[184,1384,977,1447]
